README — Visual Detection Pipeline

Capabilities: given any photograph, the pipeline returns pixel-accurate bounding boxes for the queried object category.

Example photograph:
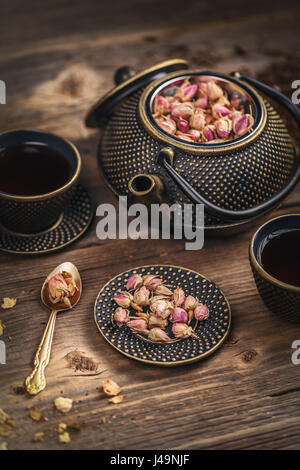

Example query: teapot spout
[128,174,167,207]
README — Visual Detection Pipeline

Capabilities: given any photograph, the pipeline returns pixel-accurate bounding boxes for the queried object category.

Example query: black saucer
[0,184,93,255]
[95,265,231,366]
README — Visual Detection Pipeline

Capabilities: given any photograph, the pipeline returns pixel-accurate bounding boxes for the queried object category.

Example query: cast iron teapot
[86,59,300,231]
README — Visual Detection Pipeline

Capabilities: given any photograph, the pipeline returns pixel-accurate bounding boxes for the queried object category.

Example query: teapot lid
[85,59,188,128]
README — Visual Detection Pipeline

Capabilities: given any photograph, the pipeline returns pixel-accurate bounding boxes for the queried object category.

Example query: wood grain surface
[0,0,300,450]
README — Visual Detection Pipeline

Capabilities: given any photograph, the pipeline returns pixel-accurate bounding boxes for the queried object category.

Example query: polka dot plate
[0,184,93,255]
[94,265,231,366]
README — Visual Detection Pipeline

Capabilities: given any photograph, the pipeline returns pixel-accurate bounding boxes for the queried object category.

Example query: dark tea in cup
[0,143,73,196]
[258,229,300,288]
[250,214,300,322]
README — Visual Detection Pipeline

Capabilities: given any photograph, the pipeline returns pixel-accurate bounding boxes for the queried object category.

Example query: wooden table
[1,0,300,450]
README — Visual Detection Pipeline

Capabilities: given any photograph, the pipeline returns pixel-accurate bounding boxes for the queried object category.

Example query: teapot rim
[139,69,267,156]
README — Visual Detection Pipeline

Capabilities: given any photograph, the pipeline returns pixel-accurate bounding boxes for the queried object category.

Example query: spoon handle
[25,310,57,395]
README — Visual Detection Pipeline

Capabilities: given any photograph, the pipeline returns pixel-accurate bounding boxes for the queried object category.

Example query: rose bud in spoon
[25,262,82,395]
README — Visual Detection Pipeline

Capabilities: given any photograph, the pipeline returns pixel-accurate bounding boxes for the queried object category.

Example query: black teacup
[0,130,81,234]
[250,214,300,322]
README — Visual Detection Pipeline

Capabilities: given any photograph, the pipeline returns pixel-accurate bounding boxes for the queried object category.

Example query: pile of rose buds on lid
[152,76,255,144]
[112,273,209,343]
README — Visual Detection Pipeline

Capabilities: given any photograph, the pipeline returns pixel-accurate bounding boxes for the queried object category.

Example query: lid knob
[114,66,136,85]
[86,59,188,128]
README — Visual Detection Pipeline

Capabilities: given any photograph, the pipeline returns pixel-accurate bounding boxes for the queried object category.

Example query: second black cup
[250,214,300,322]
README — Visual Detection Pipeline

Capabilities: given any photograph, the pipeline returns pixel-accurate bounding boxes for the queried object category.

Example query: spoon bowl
[41,261,82,311]
[25,262,82,395]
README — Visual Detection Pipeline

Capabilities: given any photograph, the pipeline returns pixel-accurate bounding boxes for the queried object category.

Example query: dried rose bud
[161,85,178,97]
[184,295,198,310]
[188,129,201,141]
[103,379,121,397]
[232,114,247,135]
[172,322,197,339]
[203,125,216,141]
[165,96,177,104]
[148,327,171,342]
[48,272,77,308]
[169,99,181,108]
[232,113,254,136]
[127,318,149,334]
[155,116,177,134]
[153,94,169,114]
[177,120,189,133]
[230,110,243,121]
[172,286,185,307]
[126,274,143,291]
[194,304,209,320]
[177,81,198,102]
[175,132,195,142]
[230,94,242,109]
[143,275,163,291]
[212,104,231,118]
[170,307,188,323]
[150,297,173,319]
[190,109,206,130]
[48,273,68,300]
[113,307,129,327]
[205,114,213,125]
[172,79,184,86]
[215,95,230,107]
[155,285,173,296]
[171,102,194,120]
[114,291,133,308]
[148,315,168,329]
[215,118,232,138]
[198,82,208,94]
[133,286,150,306]
[195,94,208,109]
[207,81,224,101]
[184,295,198,324]
[62,271,77,297]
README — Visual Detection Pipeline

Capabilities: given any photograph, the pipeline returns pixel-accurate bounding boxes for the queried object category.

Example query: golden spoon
[25,262,82,395]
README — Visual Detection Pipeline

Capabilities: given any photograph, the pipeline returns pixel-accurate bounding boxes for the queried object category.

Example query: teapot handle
[231,72,300,129]
[158,75,300,221]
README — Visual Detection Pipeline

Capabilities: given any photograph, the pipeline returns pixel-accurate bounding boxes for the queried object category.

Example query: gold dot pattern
[0,186,75,234]
[0,185,93,255]
[100,90,296,227]
[251,266,300,323]
[94,265,231,366]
